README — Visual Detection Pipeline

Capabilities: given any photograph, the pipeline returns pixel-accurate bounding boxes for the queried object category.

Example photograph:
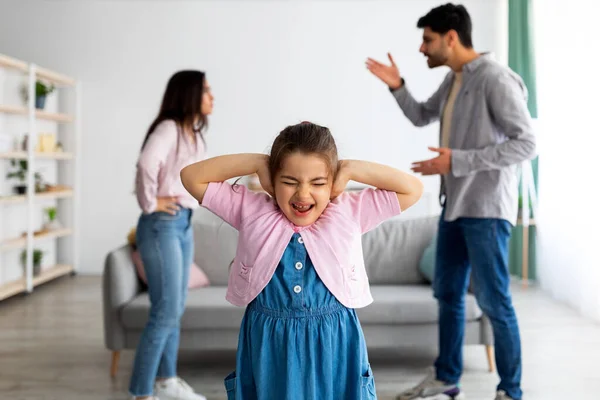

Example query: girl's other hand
[331,160,351,200]
[256,157,274,196]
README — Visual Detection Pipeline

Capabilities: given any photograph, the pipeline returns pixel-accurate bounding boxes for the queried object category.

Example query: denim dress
[224,233,377,400]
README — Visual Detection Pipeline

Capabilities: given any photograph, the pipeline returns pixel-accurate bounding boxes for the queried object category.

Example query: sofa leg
[111,350,121,378]
[485,345,495,373]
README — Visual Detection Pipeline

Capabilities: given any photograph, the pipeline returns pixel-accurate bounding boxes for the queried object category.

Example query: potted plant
[35,81,55,110]
[5,160,44,194]
[43,207,62,230]
[20,249,43,276]
[6,159,28,194]
[19,80,55,110]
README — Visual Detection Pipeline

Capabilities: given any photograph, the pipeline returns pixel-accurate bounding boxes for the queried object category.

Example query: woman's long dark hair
[141,70,208,150]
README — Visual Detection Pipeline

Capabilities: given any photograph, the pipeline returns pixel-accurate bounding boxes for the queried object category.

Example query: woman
[129,70,213,400]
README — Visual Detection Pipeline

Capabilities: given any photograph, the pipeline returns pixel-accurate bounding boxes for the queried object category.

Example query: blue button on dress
[224,233,377,400]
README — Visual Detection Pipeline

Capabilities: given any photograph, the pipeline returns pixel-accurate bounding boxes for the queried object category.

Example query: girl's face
[201,80,214,115]
[274,152,333,227]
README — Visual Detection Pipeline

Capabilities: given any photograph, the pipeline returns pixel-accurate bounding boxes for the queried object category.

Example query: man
[366,3,535,400]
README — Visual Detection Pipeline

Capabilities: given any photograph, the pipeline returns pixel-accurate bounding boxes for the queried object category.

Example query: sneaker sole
[154,393,207,400]
[398,393,466,400]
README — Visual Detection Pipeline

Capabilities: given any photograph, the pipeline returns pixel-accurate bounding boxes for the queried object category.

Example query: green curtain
[507,0,538,280]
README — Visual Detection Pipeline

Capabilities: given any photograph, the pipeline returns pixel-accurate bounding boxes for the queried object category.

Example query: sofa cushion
[418,235,437,283]
[121,285,482,329]
[362,216,438,285]
[120,287,245,329]
[356,285,482,324]
[191,208,239,286]
[131,250,210,289]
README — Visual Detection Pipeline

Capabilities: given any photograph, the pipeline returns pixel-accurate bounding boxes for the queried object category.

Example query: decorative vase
[22,262,42,277]
[14,185,27,195]
[43,219,62,231]
[35,95,46,110]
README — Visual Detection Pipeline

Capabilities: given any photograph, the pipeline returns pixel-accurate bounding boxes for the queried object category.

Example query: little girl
[181,122,423,400]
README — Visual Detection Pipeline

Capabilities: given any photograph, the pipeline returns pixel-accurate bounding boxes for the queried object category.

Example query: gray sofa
[103,209,493,377]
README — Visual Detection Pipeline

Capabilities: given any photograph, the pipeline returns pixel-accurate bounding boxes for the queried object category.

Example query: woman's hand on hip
[155,196,180,215]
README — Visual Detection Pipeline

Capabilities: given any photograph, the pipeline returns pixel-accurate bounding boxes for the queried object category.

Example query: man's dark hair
[417,3,473,48]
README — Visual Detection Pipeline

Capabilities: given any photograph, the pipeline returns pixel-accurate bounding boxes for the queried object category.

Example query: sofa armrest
[480,314,494,346]
[102,244,141,351]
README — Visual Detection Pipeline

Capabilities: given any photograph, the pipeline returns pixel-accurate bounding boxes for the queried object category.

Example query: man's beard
[425,53,447,68]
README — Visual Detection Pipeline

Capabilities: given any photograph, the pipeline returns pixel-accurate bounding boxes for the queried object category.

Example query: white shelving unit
[0,53,80,301]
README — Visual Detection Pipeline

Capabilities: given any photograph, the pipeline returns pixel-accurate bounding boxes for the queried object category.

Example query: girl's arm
[180,153,271,203]
[333,160,423,211]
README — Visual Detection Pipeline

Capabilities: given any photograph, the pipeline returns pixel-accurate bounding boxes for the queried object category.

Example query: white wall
[534,0,600,321]
[0,0,507,274]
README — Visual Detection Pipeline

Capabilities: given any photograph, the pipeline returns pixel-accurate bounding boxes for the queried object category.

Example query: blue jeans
[129,208,193,397]
[433,209,522,400]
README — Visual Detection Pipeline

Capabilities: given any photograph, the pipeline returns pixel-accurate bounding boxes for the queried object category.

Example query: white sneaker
[397,367,465,400]
[495,391,514,400]
[154,377,207,400]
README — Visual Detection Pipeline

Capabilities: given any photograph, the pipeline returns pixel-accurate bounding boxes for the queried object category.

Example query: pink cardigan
[201,182,402,308]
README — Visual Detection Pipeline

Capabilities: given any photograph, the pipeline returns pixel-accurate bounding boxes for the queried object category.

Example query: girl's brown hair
[268,121,339,184]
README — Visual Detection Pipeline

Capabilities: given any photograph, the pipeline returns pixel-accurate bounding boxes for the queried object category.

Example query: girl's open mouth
[291,202,314,216]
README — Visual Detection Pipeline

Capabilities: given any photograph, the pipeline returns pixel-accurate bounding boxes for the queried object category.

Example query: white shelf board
[0,151,74,160]
[0,189,74,205]
[0,264,74,301]
[0,279,27,301]
[0,104,73,123]
[32,264,74,287]
[0,53,76,87]
[0,228,73,252]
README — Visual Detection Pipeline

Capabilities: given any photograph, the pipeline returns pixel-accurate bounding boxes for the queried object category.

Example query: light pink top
[135,120,205,214]
[201,181,402,308]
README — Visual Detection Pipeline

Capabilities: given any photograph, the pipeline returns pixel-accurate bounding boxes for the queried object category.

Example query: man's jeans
[433,209,523,400]
[129,208,193,397]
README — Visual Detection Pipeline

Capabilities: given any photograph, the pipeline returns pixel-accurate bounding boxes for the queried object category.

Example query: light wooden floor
[0,276,598,400]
